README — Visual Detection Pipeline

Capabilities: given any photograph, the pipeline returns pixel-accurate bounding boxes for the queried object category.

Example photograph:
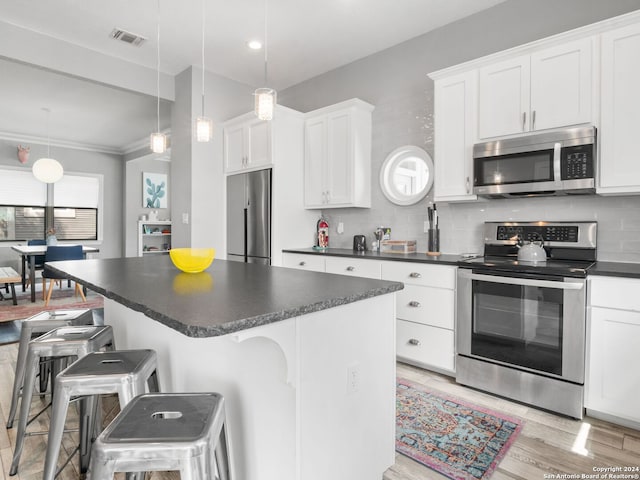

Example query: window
[54,175,100,241]
[0,168,100,241]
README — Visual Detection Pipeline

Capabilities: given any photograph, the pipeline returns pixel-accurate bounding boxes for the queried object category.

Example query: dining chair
[42,245,86,306]
[26,239,47,295]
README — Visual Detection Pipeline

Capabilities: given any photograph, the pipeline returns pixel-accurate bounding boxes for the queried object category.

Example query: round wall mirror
[379,145,434,205]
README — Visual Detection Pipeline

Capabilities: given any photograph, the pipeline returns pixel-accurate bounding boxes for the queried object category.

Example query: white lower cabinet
[396,320,455,373]
[325,257,381,279]
[381,261,456,375]
[586,276,640,427]
[281,253,325,272]
[282,252,457,375]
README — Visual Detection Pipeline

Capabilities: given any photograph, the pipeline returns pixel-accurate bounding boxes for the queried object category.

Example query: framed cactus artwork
[142,172,168,208]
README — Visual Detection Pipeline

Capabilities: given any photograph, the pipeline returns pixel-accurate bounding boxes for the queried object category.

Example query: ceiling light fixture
[247,40,262,50]
[254,0,276,121]
[195,0,212,142]
[150,0,167,153]
[32,108,64,183]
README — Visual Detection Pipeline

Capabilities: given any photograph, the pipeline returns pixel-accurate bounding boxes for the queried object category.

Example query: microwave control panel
[561,144,594,180]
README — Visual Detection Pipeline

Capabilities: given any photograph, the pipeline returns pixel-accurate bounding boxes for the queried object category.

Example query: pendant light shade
[196,116,213,142]
[254,87,277,121]
[33,107,63,183]
[33,158,64,183]
[254,0,276,121]
[150,0,166,153]
[150,132,167,153]
[196,0,213,142]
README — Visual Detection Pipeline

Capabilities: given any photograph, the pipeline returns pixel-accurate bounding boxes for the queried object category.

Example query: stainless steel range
[456,221,597,419]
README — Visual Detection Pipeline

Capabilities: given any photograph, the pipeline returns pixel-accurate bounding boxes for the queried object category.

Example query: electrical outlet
[337,222,344,234]
[182,213,189,224]
[424,221,429,233]
[347,363,360,393]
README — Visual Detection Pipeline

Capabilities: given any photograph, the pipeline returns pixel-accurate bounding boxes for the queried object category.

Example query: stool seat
[88,393,232,480]
[6,308,95,429]
[43,350,160,480]
[9,325,115,476]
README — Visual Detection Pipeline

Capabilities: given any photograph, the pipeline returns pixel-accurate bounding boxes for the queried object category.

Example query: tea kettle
[516,234,547,262]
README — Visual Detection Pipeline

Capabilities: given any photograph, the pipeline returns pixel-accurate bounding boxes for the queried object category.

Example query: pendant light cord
[264,0,268,85]
[201,0,205,116]
[45,108,51,157]
[156,0,161,134]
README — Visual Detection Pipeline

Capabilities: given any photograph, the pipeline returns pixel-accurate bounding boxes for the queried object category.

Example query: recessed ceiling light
[247,40,263,50]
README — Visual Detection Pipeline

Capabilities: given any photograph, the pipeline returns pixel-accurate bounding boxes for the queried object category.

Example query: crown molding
[0,131,123,155]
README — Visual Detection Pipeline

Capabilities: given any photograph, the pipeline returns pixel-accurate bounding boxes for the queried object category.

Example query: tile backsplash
[320,194,640,263]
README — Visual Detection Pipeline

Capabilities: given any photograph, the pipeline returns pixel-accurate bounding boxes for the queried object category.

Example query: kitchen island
[46,256,403,480]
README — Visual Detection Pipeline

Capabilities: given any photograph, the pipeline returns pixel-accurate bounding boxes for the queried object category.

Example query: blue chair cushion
[27,239,46,268]
[42,245,83,280]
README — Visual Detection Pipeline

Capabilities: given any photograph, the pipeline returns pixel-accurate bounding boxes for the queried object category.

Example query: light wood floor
[1,341,639,479]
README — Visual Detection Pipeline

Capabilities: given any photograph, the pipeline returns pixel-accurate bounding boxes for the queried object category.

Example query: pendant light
[196,0,212,142]
[33,108,64,183]
[150,0,167,153]
[254,0,276,121]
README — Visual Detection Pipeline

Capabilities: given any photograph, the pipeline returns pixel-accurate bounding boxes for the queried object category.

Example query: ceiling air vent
[110,28,147,47]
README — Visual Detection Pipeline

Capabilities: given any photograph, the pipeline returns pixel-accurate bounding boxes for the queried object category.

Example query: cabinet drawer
[590,276,640,311]
[325,257,381,279]
[396,320,455,373]
[381,261,455,289]
[282,253,325,272]
[396,285,454,329]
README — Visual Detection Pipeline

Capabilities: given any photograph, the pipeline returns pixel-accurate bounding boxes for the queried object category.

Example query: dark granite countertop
[45,256,403,338]
[282,247,463,266]
[587,261,640,279]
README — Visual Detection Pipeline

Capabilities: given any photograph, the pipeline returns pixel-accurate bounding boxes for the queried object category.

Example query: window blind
[54,175,99,208]
[0,169,47,206]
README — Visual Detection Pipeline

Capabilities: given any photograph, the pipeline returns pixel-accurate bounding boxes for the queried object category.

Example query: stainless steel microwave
[473,126,596,198]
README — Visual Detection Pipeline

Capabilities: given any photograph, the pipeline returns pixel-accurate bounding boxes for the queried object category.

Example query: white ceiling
[0,0,507,153]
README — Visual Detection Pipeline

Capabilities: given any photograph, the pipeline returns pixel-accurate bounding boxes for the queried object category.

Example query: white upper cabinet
[304,99,373,209]
[478,38,593,139]
[224,114,272,174]
[434,70,478,202]
[598,22,640,194]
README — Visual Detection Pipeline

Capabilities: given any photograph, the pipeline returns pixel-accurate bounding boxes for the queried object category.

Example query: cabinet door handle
[346,266,355,271]
[466,176,470,194]
[408,301,421,307]
[408,338,421,346]
[522,112,526,131]
[409,272,422,278]
[326,191,331,203]
[532,110,536,130]
[299,261,306,266]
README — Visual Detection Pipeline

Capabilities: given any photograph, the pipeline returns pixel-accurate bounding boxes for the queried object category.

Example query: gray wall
[0,138,123,270]
[170,66,255,253]
[124,157,171,257]
[280,0,640,262]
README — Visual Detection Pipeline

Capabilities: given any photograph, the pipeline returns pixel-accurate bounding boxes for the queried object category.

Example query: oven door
[457,268,586,384]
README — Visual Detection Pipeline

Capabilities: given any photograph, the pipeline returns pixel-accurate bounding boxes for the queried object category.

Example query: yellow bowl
[169,248,215,273]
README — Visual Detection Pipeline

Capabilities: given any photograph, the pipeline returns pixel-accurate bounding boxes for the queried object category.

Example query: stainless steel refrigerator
[227,168,271,265]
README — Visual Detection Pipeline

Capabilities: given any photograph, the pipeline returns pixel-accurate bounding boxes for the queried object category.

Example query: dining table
[11,244,99,302]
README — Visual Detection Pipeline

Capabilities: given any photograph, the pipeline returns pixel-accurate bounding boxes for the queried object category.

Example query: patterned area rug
[396,378,524,480]
[0,286,103,324]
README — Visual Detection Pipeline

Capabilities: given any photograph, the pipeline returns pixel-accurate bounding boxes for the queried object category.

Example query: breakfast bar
[45,256,403,480]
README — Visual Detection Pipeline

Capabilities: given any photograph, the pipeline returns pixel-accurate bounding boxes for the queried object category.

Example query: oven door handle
[466,272,584,290]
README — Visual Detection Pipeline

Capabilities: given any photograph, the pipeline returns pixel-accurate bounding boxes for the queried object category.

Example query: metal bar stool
[6,309,95,429]
[9,325,115,476]
[88,392,232,480]
[43,349,161,480]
